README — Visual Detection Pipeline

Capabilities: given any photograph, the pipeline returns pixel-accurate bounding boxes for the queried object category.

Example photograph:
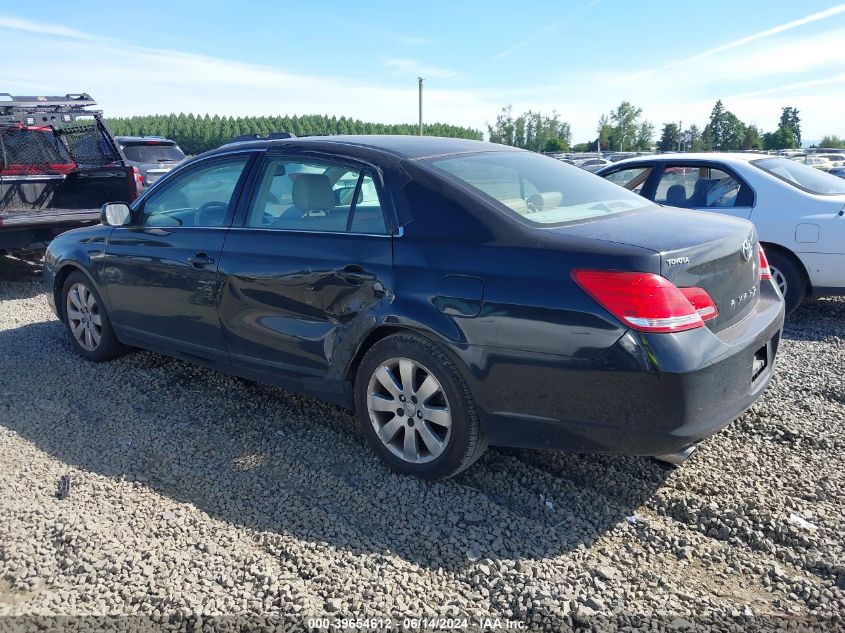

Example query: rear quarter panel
[738,164,845,287]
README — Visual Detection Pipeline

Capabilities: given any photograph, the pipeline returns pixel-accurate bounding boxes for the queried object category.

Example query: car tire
[354,332,486,480]
[61,271,127,362]
[765,249,806,316]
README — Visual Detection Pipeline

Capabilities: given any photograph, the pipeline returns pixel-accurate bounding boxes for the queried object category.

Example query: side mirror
[101,203,132,226]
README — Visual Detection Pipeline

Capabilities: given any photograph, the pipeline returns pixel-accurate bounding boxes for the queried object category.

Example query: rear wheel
[354,333,486,480]
[61,271,127,362]
[765,249,806,316]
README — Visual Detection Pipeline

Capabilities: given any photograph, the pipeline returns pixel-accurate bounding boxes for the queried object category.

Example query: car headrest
[292,174,333,211]
[693,178,715,194]
[526,191,564,210]
[666,184,687,206]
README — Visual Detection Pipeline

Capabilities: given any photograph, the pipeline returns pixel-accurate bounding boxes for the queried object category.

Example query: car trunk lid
[556,206,760,332]
[660,231,760,331]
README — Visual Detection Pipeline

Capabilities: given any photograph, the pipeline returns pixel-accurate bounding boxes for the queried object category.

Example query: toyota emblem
[741,239,753,262]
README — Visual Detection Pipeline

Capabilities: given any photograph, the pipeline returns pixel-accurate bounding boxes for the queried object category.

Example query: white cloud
[0,15,93,40]
[1,12,844,143]
[490,41,528,63]
[0,16,490,129]
[610,4,845,85]
[383,58,458,79]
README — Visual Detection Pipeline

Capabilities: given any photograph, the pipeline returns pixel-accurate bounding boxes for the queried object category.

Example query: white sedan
[597,153,845,313]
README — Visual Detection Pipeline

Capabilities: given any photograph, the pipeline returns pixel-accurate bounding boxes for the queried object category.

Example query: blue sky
[1,1,844,142]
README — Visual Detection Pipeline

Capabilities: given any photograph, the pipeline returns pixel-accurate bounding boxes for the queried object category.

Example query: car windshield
[752,157,845,195]
[428,151,649,224]
[122,143,185,163]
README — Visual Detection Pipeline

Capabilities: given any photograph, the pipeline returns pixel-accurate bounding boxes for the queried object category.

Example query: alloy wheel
[366,357,452,464]
[769,265,787,297]
[66,282,102,351]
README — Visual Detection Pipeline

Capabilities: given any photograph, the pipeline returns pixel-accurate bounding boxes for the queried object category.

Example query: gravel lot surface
[0,254,843,631]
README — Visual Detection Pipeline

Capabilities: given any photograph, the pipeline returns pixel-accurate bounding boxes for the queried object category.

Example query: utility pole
[418,77,424,136]
[677,121,683,152]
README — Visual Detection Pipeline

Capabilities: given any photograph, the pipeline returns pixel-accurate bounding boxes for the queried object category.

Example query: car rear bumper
[462,282,785,456]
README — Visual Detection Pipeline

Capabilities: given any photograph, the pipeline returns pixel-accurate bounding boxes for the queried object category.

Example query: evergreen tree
[634,121,655,151]
[657,123,680,152]
[741,125,762,150]
[686,124,702,151]
[609,102,642,151]
[706,100,746,151]
[596,114,612,151]
[779,107,801,147]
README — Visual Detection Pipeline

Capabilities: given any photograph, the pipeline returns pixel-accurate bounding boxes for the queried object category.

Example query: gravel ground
[0,254,843,632]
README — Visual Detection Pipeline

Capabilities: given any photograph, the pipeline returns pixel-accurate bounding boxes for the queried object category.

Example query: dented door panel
[217,228,393,379]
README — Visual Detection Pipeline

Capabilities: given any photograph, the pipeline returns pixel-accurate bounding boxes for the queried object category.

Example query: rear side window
[654,166,752,208]
[752,157,845,195]
[244,157,387,235]
[604,166,652,194]
[429,151,648,224]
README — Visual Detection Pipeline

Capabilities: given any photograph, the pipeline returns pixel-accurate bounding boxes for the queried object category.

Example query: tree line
[487,100,840,153]
[654,102,802,152]
[486,106,573,152]
[105,108,843,157]
[106,113,482,155]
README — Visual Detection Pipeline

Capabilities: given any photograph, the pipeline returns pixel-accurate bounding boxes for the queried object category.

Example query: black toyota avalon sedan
[43,135,784,479]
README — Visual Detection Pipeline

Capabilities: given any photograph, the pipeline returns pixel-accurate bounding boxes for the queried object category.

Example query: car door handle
[336,265,376,284]
[187,252,215,268]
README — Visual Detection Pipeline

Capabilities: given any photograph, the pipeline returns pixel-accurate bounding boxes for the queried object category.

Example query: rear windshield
[122,143,185,163]
[752,157,845,195]
[428,151,649,224]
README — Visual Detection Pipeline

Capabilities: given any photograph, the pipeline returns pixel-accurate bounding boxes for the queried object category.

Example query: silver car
[116,136,186,187]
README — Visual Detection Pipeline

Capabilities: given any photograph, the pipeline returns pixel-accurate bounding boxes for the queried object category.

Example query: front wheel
[61,271,127,362]
[354,333,486,480]
[765,250,806,316]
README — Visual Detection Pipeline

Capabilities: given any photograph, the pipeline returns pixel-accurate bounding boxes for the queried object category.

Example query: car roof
[608,152,772,167]
[215,134,521,160]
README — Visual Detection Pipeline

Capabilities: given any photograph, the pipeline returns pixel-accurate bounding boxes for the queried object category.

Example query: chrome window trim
[226,226,393,239]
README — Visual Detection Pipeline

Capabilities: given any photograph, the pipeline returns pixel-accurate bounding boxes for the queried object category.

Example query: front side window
[428,151,648,224]
[654,165,749,208]
[141,155,249,227]
[603,166,652,194]
[244,157,387,234]
[752,157,845,195]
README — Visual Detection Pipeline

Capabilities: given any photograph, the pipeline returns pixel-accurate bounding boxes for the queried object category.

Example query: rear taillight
[758,243,771,281]
[572,270,716,333]
[679,286,718,321]
[128,166,144,200]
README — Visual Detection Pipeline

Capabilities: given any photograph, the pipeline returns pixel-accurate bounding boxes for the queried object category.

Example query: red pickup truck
[0,93,142,253]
